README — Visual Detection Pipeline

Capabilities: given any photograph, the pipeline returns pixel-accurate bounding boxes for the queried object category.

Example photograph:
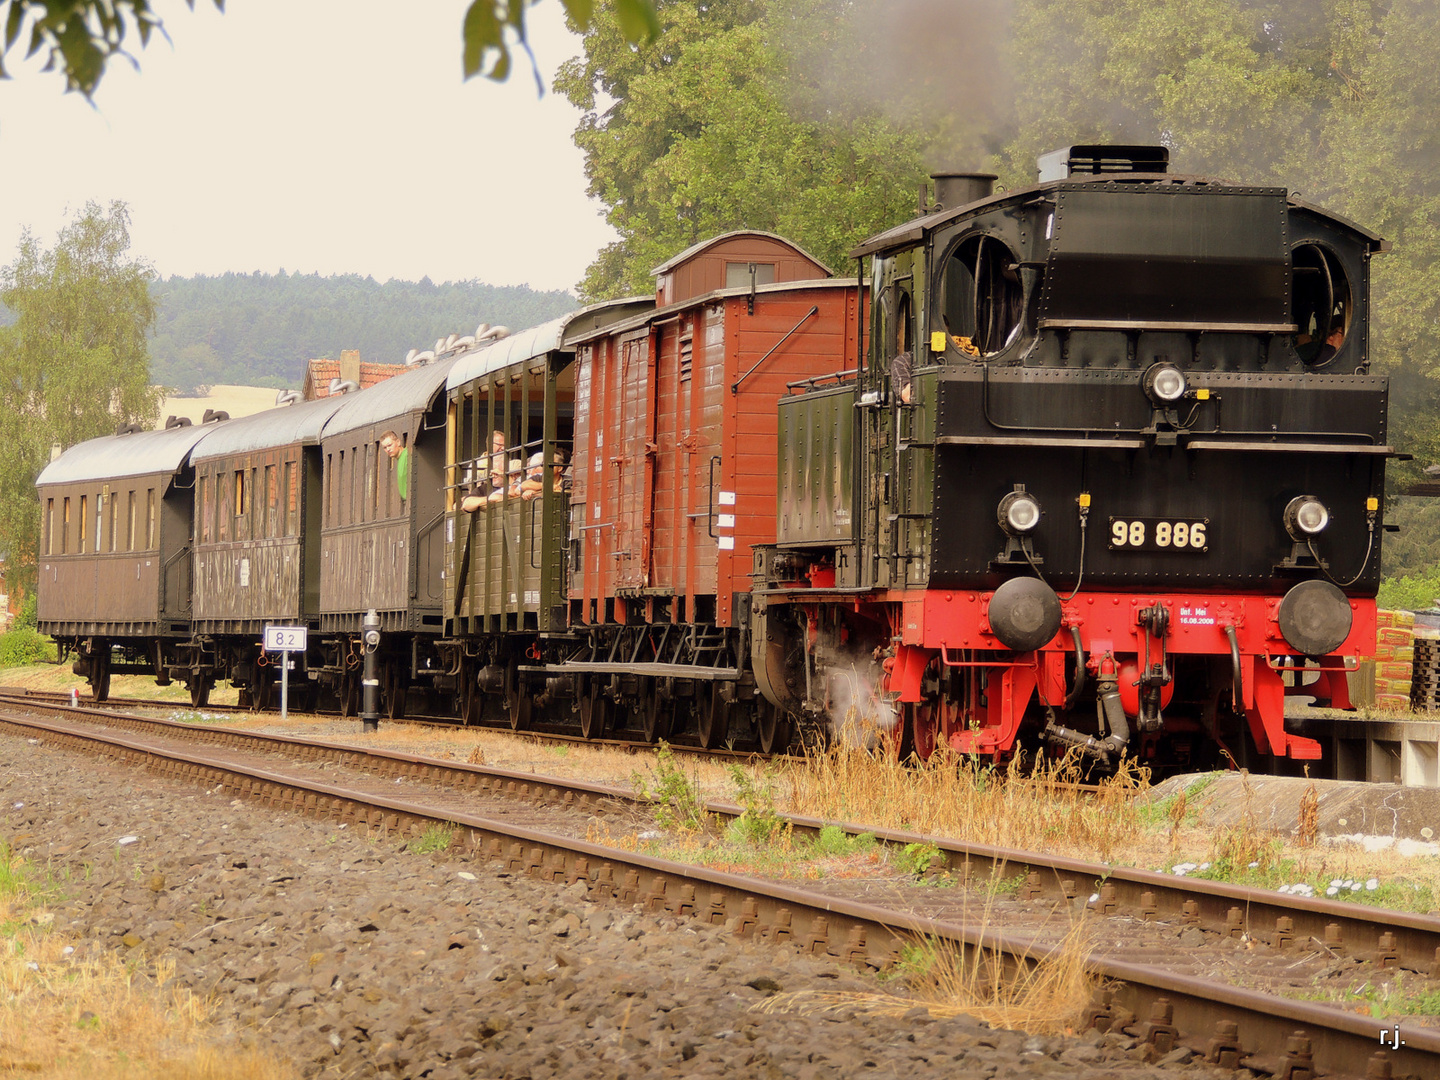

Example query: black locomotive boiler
[752,145,1397,768]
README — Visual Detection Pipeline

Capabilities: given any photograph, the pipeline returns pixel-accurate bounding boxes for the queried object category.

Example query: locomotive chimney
[930,172,997,211]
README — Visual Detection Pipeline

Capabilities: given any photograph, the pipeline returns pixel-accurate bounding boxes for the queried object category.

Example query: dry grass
[755,911,1099,1038]
[778,746,1148,861]
[0,843,296,1079]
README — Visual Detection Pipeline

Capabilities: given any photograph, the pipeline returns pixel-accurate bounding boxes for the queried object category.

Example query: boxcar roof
[190,393,350,462]
[36,422,219,487]
[445,298,654,392]
[321,354,461,438]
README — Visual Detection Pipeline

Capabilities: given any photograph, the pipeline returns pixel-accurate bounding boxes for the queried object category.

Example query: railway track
[0,697,1433,1077]
[0,687,775,760]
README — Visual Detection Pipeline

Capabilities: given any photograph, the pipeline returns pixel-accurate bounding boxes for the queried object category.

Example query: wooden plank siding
[36,472,192,636]
[568,279,861,626]
[192,445,316,633]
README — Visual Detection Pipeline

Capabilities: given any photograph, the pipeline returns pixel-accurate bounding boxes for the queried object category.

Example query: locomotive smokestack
[930,172,996,211]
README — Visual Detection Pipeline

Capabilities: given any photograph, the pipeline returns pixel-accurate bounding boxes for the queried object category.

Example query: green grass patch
[632,742,707,833]
[0,629,54,668]
[411,823,457,855]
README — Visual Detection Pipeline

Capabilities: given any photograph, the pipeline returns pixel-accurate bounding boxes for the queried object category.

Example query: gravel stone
[2,735,1243,1078]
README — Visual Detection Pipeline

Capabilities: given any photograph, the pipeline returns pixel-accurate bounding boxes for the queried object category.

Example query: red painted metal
[881,588,1376,759]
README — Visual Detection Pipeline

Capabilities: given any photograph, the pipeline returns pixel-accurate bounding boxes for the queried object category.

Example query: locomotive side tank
[754,146,1397,768]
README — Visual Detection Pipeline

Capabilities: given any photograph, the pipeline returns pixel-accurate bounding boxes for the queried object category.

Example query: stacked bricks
[1373,608,1416,712]
[1413,617,1440,711]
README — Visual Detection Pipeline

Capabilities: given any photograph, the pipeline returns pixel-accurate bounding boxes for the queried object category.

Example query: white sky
[0,1,616,293]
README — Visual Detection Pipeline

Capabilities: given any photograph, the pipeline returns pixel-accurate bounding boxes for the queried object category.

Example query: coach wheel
[384,660,408,720]
[249,667,273,713]
[152,641,171,687]
[755,697,790,755]
[339,669,358,718]
[189,673,212,709]
[697,684,731,750]
[460,662,483,726]
[90,644,111,703]
[578,679,610,740]
[641,678,673,743]
[506,659,532,732]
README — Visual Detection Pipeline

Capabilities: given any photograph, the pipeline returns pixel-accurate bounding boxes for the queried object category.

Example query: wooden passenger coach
[36,419,224,698]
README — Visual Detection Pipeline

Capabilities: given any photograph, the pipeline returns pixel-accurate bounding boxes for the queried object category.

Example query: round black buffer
[987,577,1063,653]
[1278,579,1353,657]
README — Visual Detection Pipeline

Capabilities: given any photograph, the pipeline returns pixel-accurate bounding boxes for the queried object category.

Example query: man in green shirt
[380,430,409,502]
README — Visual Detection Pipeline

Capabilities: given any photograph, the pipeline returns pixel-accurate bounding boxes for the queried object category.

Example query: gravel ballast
[2,734,1252,1078]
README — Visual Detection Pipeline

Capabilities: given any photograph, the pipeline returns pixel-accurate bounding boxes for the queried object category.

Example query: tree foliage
[0,0,656,98]
[557,0,932,299]
[0,201,161,592]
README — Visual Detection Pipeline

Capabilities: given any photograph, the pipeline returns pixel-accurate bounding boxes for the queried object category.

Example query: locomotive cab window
[1292,242,1351,366]
[940,234,1024,357]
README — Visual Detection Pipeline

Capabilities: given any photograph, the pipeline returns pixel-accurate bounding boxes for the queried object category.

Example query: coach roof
[189,394,350,462]
[322,354,461,438]
[36,422,219,487]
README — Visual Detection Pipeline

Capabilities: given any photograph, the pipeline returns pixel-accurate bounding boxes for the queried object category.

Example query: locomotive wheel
[578,680,610,740]
[910,702,939,762]
[697,684,731,750]
[90,645,111,703]
[755,697,790,755]
[640,678,672,743]
[384,660,408,720]
[188,673,212,709]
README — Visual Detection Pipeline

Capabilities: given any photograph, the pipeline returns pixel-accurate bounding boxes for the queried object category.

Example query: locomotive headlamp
[1284,496,1330,540]
[1143,363,1187,404]
[998,486,1042,536]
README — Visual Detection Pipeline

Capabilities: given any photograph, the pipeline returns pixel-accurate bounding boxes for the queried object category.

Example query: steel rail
[0,707,1429,1080]
[6,693,1436,978]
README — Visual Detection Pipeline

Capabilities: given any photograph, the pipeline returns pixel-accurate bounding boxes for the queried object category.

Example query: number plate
[1108,517,1209,552]
[263,625,308,652]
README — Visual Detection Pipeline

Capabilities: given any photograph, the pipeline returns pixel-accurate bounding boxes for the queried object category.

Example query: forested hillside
[149,272,578,392]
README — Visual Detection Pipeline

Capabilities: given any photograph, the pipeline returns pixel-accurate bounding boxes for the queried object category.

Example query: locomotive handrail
[1039,318,1298,333]
[935,434,1146,449]
[1183,438,1394,454]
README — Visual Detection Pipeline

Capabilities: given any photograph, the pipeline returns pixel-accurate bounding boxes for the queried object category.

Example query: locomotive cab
[757,144,1396,771]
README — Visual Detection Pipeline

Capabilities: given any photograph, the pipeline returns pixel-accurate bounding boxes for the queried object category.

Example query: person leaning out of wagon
[520,453,546,500]
[459,430,508,513]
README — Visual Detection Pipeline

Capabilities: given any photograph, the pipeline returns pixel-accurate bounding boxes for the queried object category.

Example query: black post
[361,608,380,734]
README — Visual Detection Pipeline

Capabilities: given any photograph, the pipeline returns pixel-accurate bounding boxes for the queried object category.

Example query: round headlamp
[1284,496,1330,540]
[1143,363,1187,404]
[998,488,1042,536]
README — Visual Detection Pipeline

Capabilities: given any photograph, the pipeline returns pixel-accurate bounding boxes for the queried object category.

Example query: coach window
[286,460,299,535]
[146,489,156,549]
[108,491,118,552]
[199,476,212,544]
[264,464,279,538]
[44,499,53,555]
[79,495,89,553]
[940,234,1023,357]
[725,261,775,288]
[1292,242,1351,365]
[127,491,137,550]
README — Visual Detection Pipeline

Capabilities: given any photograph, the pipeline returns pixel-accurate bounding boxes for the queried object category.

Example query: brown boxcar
[35,419,223,699]
[567,232,862,630]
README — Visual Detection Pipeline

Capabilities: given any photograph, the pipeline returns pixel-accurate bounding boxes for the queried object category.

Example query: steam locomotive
[37,144,1395,770]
